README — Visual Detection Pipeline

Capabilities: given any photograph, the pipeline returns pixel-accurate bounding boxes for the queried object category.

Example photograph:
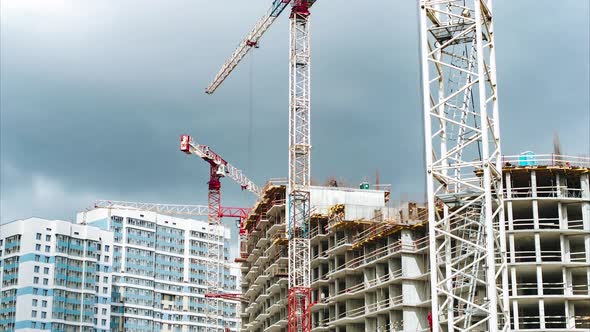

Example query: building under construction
[237,155,590,332]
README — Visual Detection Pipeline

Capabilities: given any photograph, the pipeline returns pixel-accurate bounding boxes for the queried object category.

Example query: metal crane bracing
[180,134,260,332]
[418,1,509,331]
[93,200,209,216]
[205,1,316,331]
[92,199,252,272]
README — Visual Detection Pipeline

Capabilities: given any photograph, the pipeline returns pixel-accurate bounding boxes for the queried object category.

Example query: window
[43,278,48,285]
[103,276,108,283]
[33,288,39,295]
[105,245,110,252]
[44,267,49,274]
[32,310,37,317]
[104,256,109,263]
[102,308,107,315]
[34,255,40,262]
[36,233,41,240]
[102,287,108,294]
[41,300,47,307]
[34,266,40,273]
[45,245,50,252]
[41,312,47,319]
[44,256,49,263]
[103,266,108,272]
[35,244,41,251]
[42,289,48,296]
[41,323,46,330]
[94,307,98,314]
[32,299,38,306]
[45,235,51,241]
[94,318,97,325]
[33,277,39,284]
[101,319,106,326]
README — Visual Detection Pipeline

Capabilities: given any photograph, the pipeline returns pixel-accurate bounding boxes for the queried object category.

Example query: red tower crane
[180,134,260,331]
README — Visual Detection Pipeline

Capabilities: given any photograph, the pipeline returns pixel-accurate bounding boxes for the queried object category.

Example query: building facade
[77,207,241,332]
[239,181,432,332]
[0,218,114,332]
[503,156,590,330]
[240,154,590,332]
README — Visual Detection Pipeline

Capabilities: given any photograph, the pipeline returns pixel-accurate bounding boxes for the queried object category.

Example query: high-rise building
[503,154,590,330]
[77,207,241,332]
[239,154,590,332]
[0,218,114,332]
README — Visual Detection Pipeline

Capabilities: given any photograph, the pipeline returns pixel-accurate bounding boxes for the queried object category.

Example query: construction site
[234,156,590,332]
[1,1,589,332]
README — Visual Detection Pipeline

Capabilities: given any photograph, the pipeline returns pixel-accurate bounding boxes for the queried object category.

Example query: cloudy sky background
[2,0,589,238]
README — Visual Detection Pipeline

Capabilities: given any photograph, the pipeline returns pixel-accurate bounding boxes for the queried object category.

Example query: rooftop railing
[503,154,590,168]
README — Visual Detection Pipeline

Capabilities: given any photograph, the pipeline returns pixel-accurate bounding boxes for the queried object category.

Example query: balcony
[512,250,562,263]
[516,315,590,330]
[267,199,286,218]
[506,186,584,200]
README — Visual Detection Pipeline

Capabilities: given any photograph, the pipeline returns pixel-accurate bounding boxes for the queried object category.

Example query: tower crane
[180,134,261,331]
[418,1,509,331]
[205,1,509,332]
[205,1,316,331]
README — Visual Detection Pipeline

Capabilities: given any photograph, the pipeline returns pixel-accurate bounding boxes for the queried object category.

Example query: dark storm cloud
[1,0,589,224]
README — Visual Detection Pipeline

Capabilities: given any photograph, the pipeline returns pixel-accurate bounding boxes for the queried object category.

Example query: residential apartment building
[239,153,589,332]
[239,181,431,332]
[503,155,590,330]
[0,218,114,332]
[77,207,241,332]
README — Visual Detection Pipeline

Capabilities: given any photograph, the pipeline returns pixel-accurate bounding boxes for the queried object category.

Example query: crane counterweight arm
[205,0,293,94]
[180,135,262,197]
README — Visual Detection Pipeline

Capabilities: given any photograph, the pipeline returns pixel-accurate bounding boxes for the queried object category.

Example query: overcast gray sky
[2,0,589,227]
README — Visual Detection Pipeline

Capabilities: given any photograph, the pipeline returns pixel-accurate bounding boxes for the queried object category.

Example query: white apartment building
[0,218,114,332]
[77,207,241,332]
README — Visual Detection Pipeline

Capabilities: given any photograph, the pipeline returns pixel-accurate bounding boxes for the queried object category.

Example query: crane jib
[270,0,291,17]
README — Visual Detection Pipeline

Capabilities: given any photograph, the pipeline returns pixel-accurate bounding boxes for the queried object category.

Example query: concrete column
[556,172,562,198]
[511,297,519,330]
[538,299,546,330]
[567,300,576,329]
[581,174,590,292]
[536,265,544,296]
[531,170,538,198]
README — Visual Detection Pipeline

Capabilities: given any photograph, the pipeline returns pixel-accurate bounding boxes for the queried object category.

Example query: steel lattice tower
[418,1,510,331]
[206,169,223,332]
[287,3,312,332]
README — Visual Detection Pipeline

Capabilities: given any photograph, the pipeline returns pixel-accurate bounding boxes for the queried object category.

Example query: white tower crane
[418,1,509,331]
[205,1,316,330]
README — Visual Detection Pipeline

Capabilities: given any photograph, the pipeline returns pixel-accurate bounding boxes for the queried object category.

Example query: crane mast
[180,135,260,332]
[418,1,509,331]
[205,1,316,330]
[287,3,312,332]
